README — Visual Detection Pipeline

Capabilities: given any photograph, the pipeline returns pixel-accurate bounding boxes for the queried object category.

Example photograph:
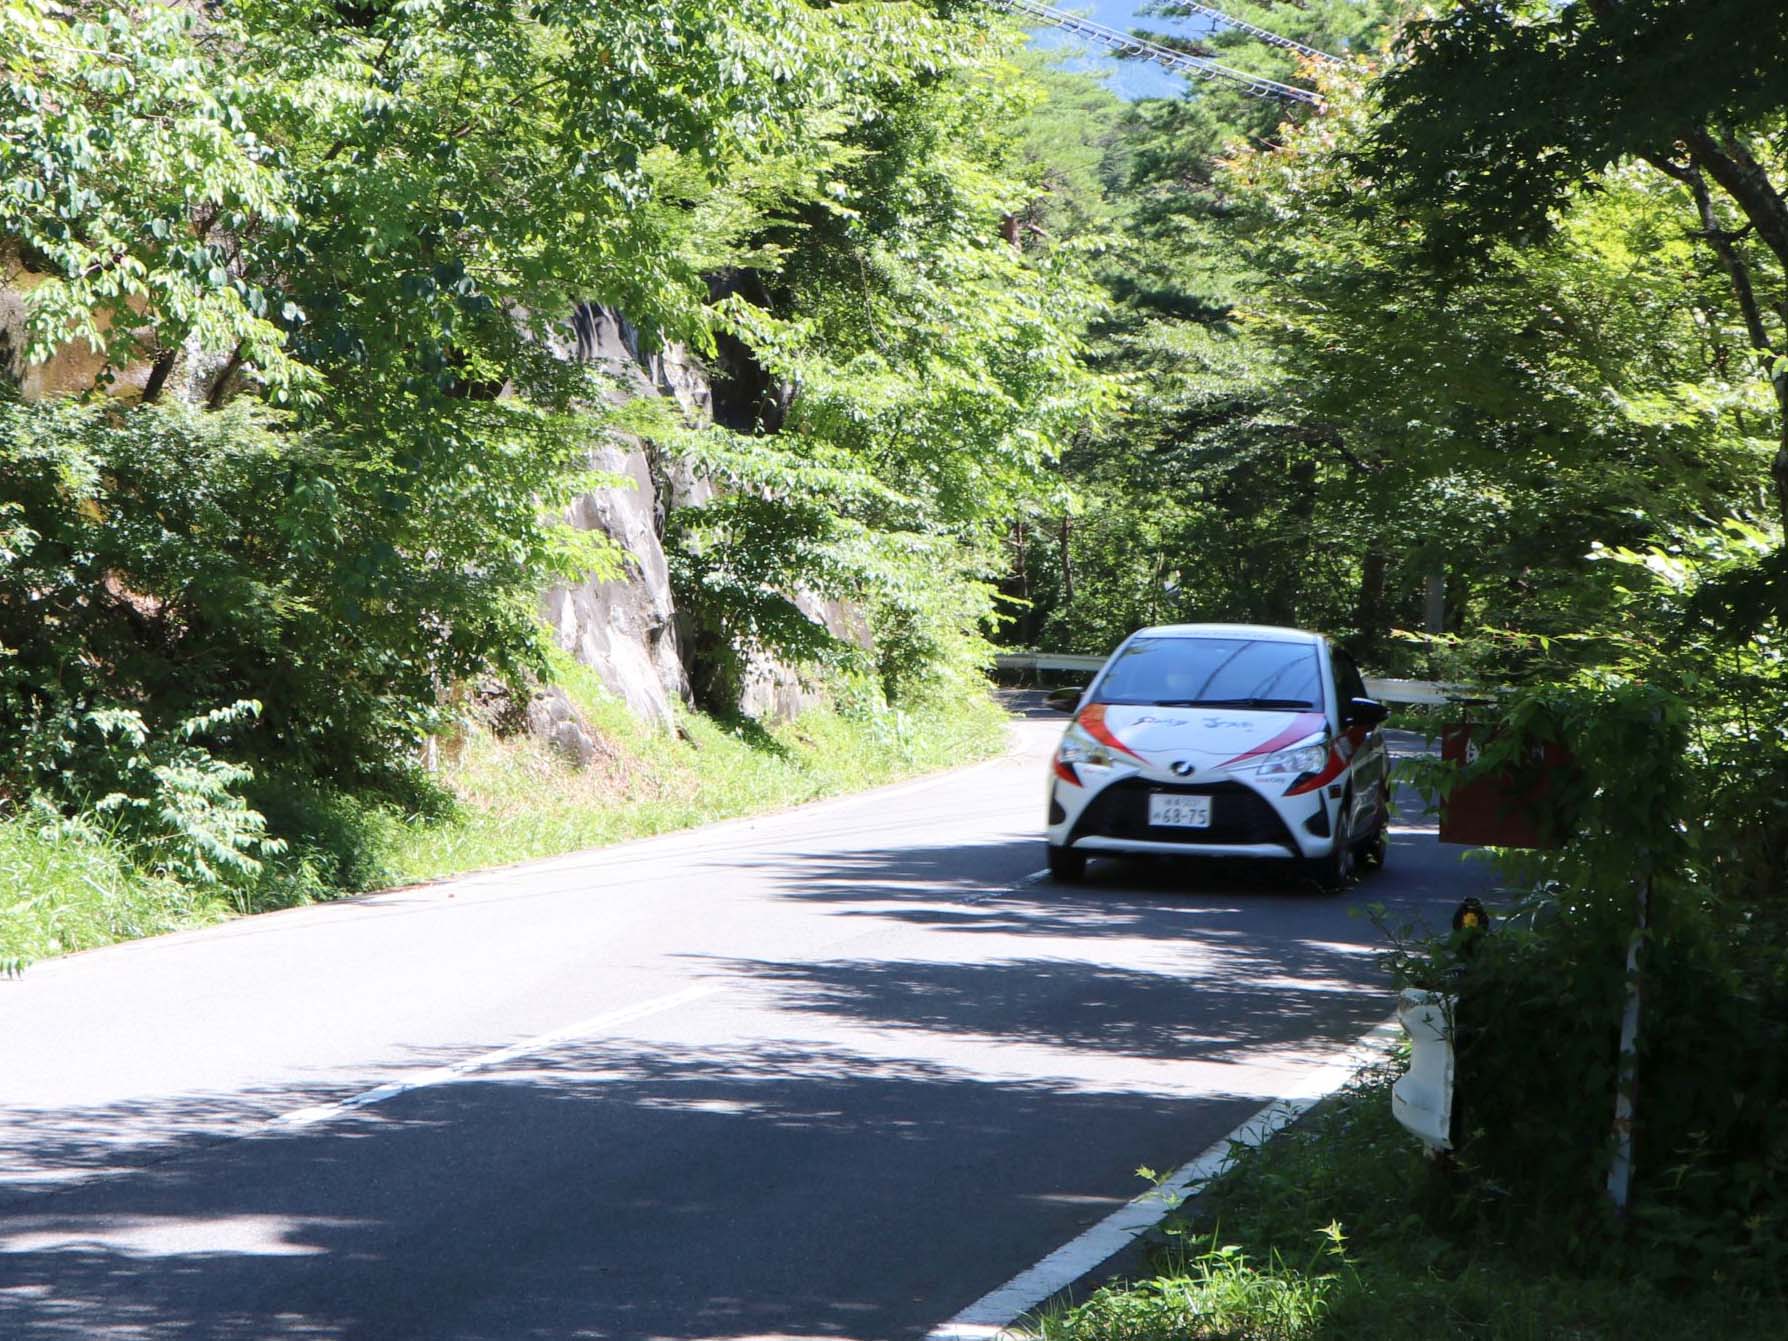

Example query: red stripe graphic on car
[1218,711,1327,770]
[1285,747,1348,796]
[1075,703,1148,762]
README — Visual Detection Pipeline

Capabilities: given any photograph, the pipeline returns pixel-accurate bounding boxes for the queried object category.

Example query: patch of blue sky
[1023,1,1223,102]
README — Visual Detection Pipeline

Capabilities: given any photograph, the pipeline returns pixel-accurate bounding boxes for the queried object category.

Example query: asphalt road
[1,698,1496,1340]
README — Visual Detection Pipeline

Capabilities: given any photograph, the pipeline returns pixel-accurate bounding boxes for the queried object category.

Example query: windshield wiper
[1153,698,1315,710]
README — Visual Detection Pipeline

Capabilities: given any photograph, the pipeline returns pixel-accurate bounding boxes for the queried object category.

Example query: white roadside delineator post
[1391,988,1455,1153]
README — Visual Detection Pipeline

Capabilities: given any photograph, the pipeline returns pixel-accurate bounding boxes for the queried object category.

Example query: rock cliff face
[0,277,235,404]
[547,303,862,731]
[4,285,849,737]
[735,593,865,722]
[540,304,707,731]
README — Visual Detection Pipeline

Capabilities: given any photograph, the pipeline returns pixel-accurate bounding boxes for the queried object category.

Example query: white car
[1045,624,1391,889]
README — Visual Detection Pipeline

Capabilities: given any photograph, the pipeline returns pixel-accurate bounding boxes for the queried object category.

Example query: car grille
[1070,779,1298,852]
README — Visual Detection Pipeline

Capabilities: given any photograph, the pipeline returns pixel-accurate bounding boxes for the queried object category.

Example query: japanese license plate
[1149,793,1211,828]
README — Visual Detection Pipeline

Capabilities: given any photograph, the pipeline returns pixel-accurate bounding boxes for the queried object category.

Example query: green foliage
[0,808,227,967]
[73,700,284,893]
[1224,67,1771,671]
[1004,4,1781,671]
[1149,1069,1788,1339]
[1000,7,1424,660]
[0,394,601,809]
[647,10,1113,708]
[1367,1,1788,266]
[1040,1069,1788,1340]
[1035,1068,1788,1337]
[1364,0,1788,532]
[0,0,303,391]
[668,493,862,709]
[2,0,1106,901]
[1034,1238,1339,1341]
[1415,887,1788,1290]
[1385,677,1788,1285]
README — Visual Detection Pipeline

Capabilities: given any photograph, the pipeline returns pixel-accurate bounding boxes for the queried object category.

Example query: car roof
[1127,623,1324,645]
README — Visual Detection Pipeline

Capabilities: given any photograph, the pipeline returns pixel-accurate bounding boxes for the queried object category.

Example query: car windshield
[1093,636,1323,709]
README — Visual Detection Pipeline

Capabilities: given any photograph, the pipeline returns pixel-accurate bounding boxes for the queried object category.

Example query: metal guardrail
[1363,678,1481,706]
[993,652,1106,674]
[993,653,1484,706]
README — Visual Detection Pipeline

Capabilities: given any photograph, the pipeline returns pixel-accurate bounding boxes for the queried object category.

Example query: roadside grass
[0,814,228,971]
[0,662,1010,968]
[1034,1242,1334,1341]
[381,658,1010,884]
[1029,1064,1788,1341]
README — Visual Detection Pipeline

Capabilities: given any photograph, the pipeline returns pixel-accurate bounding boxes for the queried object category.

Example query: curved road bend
[1,696,1493,1340]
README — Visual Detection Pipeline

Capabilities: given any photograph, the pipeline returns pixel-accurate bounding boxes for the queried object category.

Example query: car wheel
[1047,844,1087,883]
[1307,795,1356,894]
[1358,827,1388,871]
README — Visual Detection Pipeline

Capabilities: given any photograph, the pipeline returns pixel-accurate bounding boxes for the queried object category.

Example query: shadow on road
[0,1033,1258,1341]
[730,821,1487,941]
[993,688,1072,721]
[697,944,1392,1064]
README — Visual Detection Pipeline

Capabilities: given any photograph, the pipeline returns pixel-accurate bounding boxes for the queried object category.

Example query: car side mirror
[1046,685,1086,713]
[1347,697,1390,729]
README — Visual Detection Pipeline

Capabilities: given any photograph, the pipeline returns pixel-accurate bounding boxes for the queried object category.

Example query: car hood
[1078,702,1328,772]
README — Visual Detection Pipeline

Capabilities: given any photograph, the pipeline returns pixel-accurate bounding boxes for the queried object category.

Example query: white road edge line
[960,867,1050,907]
[925,1016,1404,1341]
[270,982,728,1130]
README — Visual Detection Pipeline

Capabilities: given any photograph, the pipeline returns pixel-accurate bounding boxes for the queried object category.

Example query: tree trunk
[140,348,179,405]
[1606,6,1788,529]
[1059,515,1074,606]
[1607,876,1650,1216]
[1354,548,1387,656]
[1273,455,1318,625]
[1655,150,1788,531]
[1424,572,1447,636]
[1773,374,1788,531]
[206,344,244,410]
[1683,130,1788,276]
[1671,135,1788,529]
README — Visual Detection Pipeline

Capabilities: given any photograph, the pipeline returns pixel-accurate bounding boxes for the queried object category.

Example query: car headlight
[1251,737,1330,777]
[1057,723,1114,769]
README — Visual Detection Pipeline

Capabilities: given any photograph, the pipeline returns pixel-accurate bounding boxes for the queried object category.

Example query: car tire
[1357,827,1388,871]
[1307,795,1357,894]
[1047,844,1086,883]
[1356,784,1390,871]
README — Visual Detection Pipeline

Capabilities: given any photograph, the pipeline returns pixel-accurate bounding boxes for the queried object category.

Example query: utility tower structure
[990,0,1327,106]
[1138,2,1341,65]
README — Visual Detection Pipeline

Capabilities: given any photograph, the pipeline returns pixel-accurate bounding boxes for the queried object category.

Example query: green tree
[1001,3,1412,657]
[2,0,1113,886]
[665,8,1113,706]
[1223,66,1771,673]
[1366,0,1788,529]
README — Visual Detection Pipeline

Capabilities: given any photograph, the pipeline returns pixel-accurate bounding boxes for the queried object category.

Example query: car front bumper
[1046,770,1339,861]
